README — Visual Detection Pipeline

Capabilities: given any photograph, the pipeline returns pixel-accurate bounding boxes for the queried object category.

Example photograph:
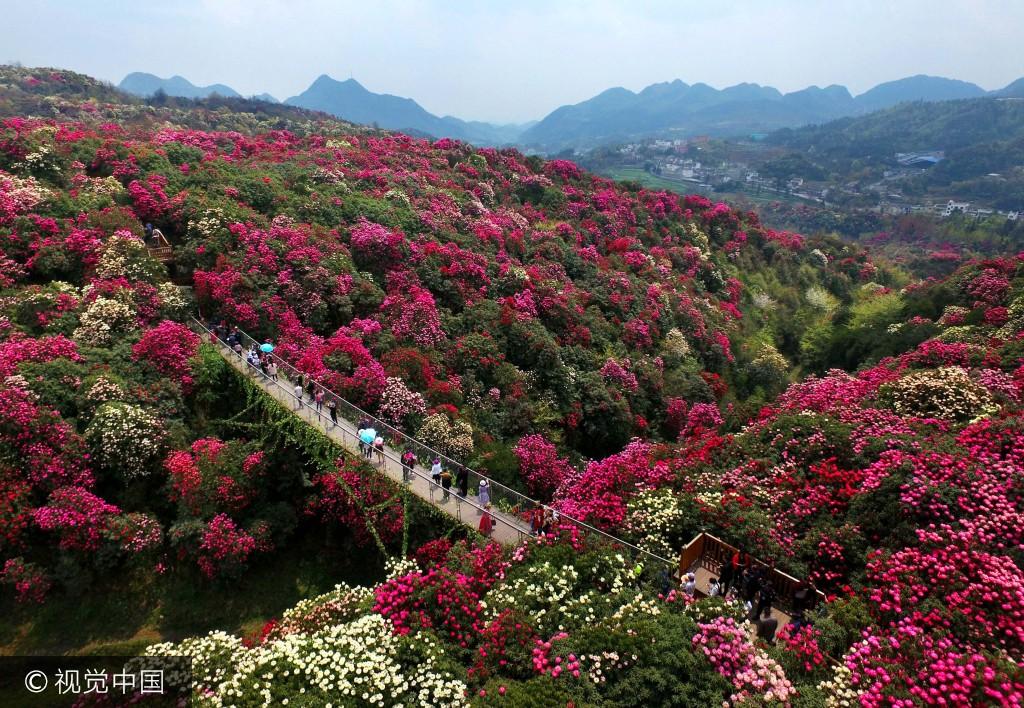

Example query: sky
[4,0,1024,123]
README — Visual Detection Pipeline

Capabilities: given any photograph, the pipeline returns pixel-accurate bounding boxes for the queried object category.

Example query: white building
[942,200,970,217]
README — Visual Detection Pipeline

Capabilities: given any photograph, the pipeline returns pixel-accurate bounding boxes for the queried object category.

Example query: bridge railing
[679,532,826,614]
[190,316,676,569]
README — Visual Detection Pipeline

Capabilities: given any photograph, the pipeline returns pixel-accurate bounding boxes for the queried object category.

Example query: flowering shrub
[145,614,468,706]
[692,617,794,704]
[85,402,164,479]
[513,434,573,499]
[377,376,427,428]
[132,319,200,392]
[195,514,257,580]
[72,295,137,346]
[1,557,51,603]
[417,413,474,460]
[308,458,404,548]
[33,485,119,551]
[880,366,996,421]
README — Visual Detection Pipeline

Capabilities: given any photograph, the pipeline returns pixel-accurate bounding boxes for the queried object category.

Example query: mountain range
[120,71,1024,150]
[119,72,278,103]
[283,75,530,145]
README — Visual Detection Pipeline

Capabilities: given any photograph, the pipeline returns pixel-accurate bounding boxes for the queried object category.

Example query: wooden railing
[679,532,825,614]
[146,229,173,262]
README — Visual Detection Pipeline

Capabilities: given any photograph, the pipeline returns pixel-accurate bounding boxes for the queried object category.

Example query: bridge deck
[206,335,533,545]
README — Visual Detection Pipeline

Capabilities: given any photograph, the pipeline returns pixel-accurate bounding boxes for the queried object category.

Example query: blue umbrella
[359,428,377,445]
[260,343,274,353]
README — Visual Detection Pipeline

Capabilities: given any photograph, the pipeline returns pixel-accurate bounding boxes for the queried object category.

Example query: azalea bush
[85,402,165,479]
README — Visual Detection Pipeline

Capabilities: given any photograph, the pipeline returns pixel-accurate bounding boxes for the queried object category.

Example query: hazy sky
[5,0,1023,123]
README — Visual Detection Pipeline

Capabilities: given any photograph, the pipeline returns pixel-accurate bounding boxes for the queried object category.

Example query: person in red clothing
[479,504,494,536]
[530,506,544,536]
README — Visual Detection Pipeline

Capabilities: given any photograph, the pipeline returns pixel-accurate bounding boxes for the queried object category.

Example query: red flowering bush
[307,458,404,548]
[131,319,201,392]
[195,514,257,580]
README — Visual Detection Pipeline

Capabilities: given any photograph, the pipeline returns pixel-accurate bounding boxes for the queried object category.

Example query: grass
[0,533,385,656]
[603,166,818,207]
[604,167,709,195]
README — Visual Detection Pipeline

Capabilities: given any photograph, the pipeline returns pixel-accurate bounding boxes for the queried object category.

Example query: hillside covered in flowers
[1,67,1023,706]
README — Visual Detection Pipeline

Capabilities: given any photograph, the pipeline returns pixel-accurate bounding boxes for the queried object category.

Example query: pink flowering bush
[131,319,201,392]
[692,617,794,704]
[513,434,574,499]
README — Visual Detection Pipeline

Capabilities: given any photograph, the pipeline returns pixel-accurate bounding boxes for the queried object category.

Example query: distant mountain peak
[119,72,241,99]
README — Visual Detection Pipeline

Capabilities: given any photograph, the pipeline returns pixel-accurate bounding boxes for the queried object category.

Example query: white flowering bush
[73,295,137,346]
[625,488,687,559]
[817,662,862,707]
[187,208,232,240]
[880,366,996,422]
[85,402,164,479]
[662,328,691,360]
[146,614,467,707]
[746,343,789,391]
[81,375,127,415]
[157,282,191,319]
[484,557,634,635]
[94,230,164,283]
[805,285,838,313]
[751,291,777,311]
[416,414,473,460]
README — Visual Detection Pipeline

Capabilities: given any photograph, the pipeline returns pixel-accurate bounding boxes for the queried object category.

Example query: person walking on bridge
[440,468,452,502]
[477,479,490,509]
[401,448,417,483]
[479,503,494,537]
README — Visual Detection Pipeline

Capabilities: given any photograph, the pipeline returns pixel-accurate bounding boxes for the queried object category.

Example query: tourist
[792,580,811,616]
[430,458,442,485]
[360,428,376,459]
[479,503,494,536]
[541,508,554,535]
[477,479,490,508]
[455,466,468,498]
[743,563,761,605]
[754,608,779,644]
[293,382,303,410]
[658,566,672,596]
[373,433,385,466]
[401,447,417,483]
[440,468,452,501]
[755,581,776,619]
[315,388,324,415]
[327,398,337,428]
[266,359,278,381]
[681,572,696,596]
[530,506,544,535]
[708,577,721,597]
[719,550,739,596]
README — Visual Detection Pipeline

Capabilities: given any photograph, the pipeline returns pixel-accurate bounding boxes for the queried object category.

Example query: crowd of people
[678,549,820,644]
[211,319,680,544]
